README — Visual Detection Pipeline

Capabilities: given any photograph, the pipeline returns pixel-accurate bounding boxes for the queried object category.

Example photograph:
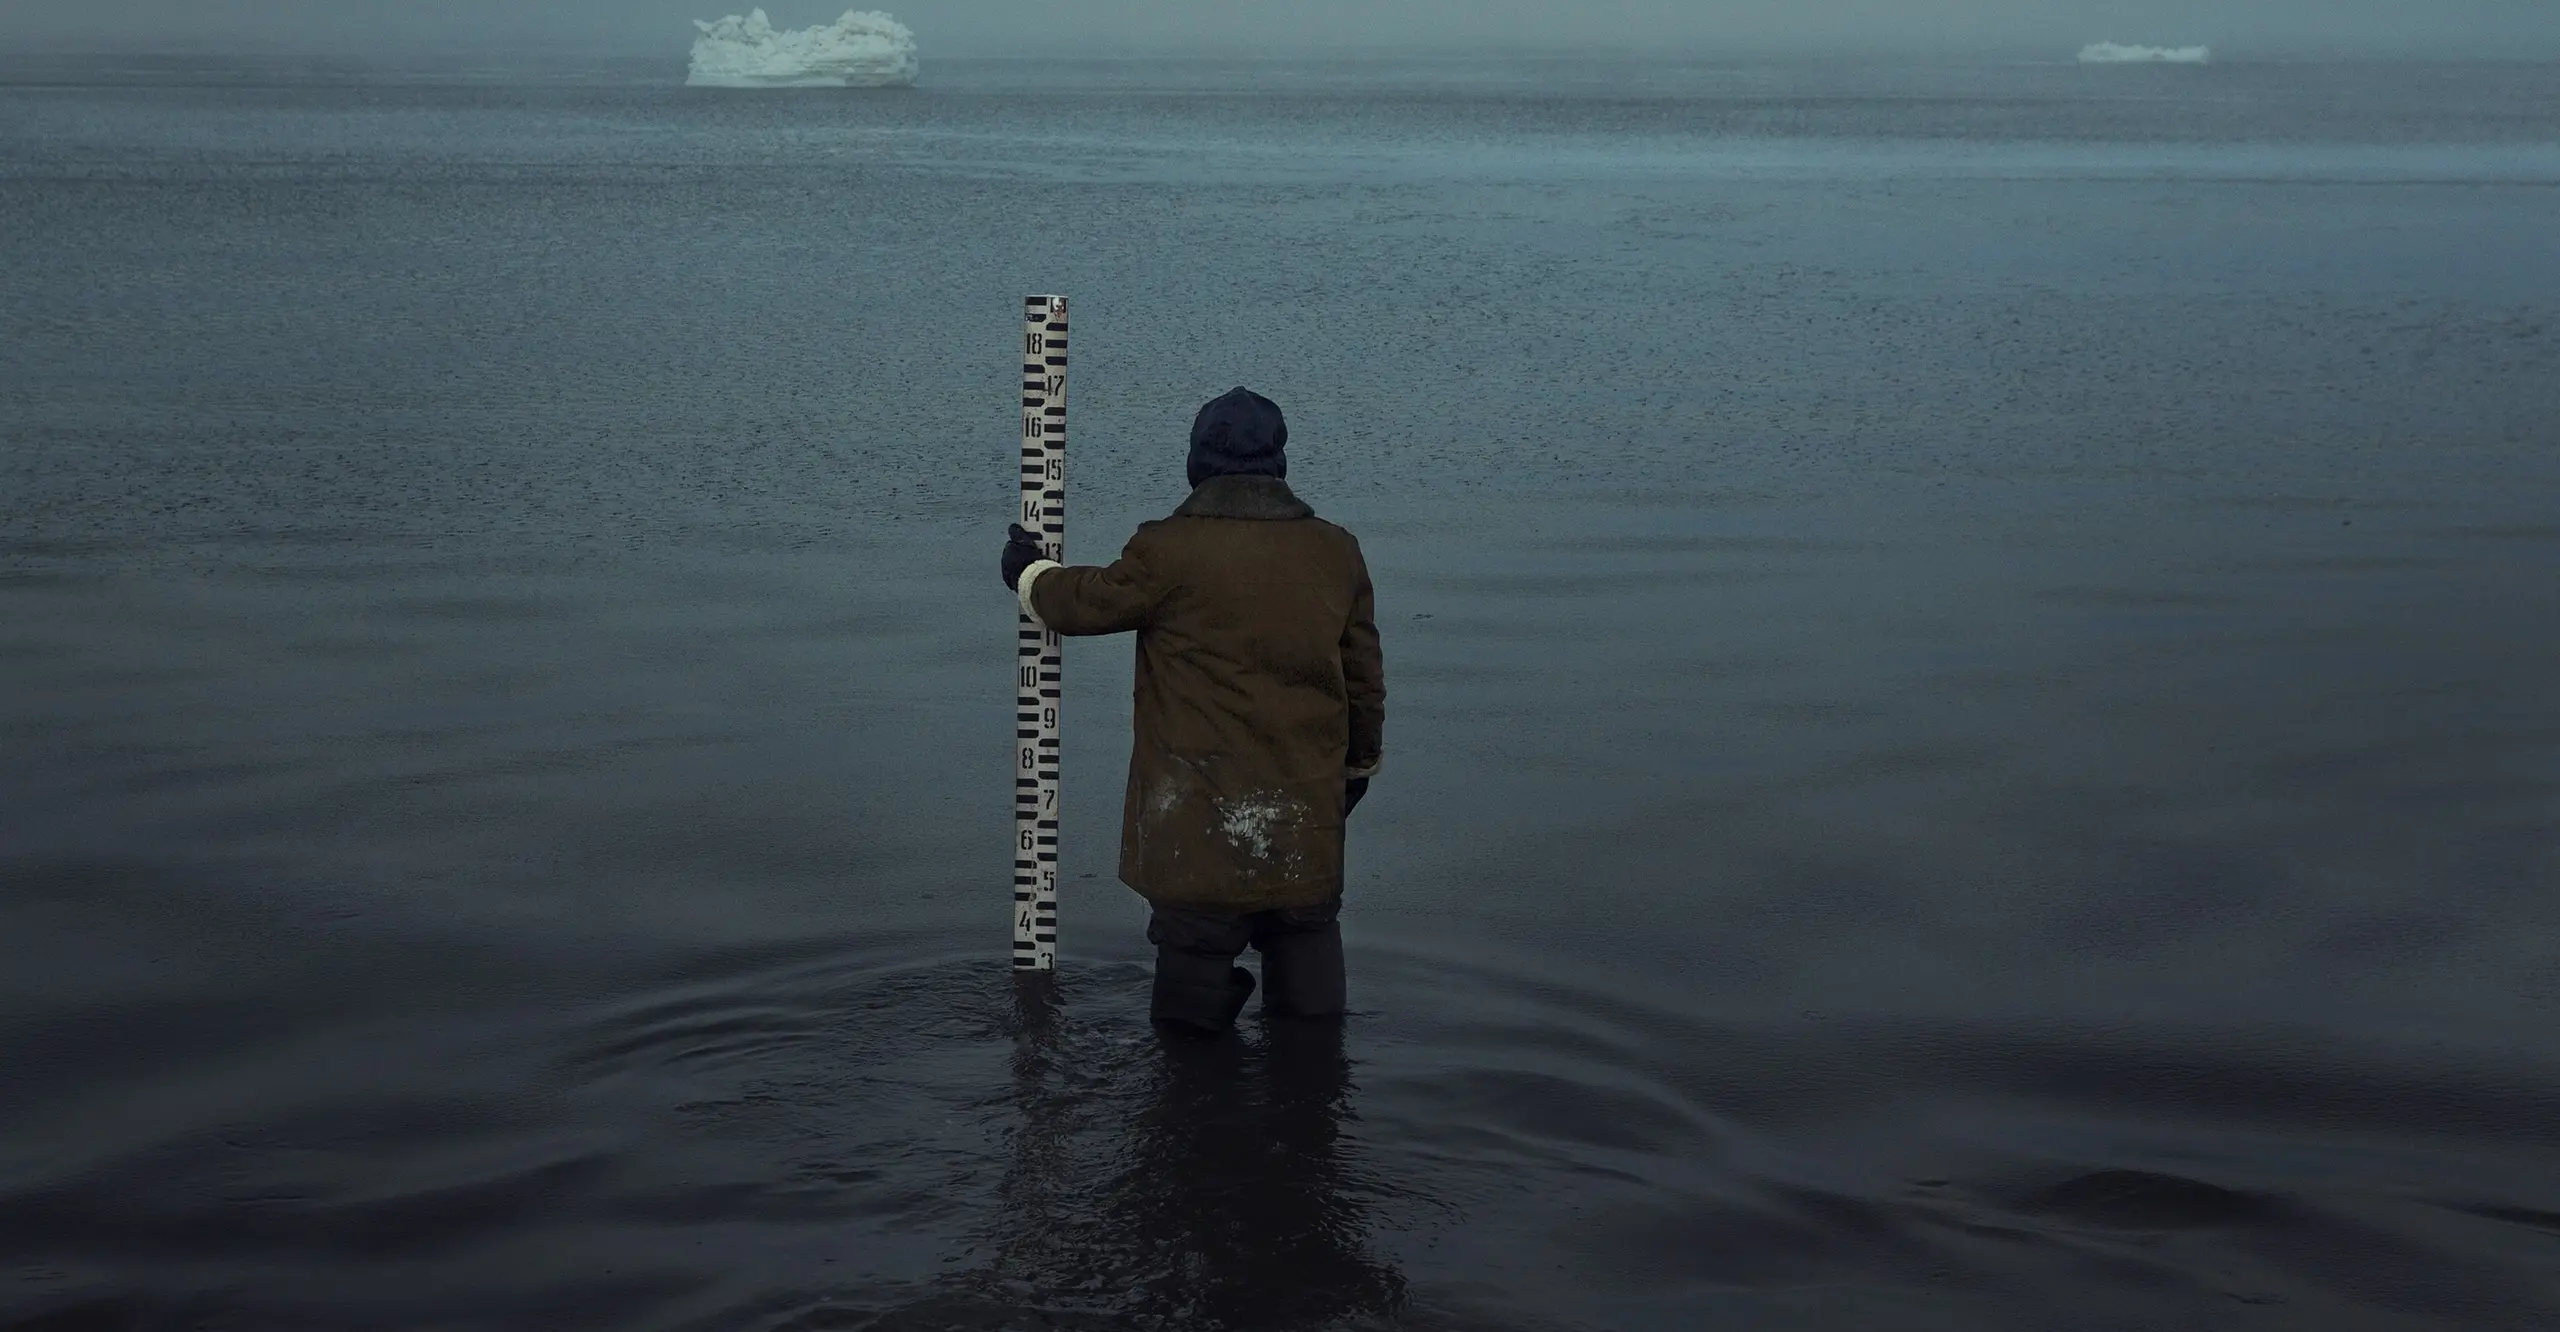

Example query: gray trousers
[1147,898,1347,1034]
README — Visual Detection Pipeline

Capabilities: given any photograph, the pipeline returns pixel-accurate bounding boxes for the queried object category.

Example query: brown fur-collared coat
[1018,475,1384,911]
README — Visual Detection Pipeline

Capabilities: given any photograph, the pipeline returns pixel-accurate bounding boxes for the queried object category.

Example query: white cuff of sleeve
[1015,560,1062,625]
[1347,757,1382,779]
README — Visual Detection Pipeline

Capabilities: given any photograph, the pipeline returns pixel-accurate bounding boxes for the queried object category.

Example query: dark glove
[1002,523,1044,591]
[1344,776,1370,816]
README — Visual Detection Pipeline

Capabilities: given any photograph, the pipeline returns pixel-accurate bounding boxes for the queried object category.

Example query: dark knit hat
[1187,386,1288,488]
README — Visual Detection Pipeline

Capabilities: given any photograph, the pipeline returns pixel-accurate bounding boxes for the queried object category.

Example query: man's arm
[1020,528,1167,636]
[1341,542,1385,778]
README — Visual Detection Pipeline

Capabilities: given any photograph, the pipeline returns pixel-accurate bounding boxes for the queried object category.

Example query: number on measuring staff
[1012,295,1065,971]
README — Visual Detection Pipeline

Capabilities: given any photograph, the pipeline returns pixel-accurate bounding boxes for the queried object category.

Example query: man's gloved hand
[1002,523,1044,591]
[1344,776,1370,816]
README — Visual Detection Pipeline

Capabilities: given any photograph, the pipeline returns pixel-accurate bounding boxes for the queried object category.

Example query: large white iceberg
[687,9,919,87]
[2079,42,2211,64]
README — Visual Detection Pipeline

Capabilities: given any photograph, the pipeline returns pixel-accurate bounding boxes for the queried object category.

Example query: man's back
[1029,474,1382,911]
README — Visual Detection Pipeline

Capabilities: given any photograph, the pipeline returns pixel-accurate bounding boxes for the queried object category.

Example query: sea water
[3,54,2558,1330]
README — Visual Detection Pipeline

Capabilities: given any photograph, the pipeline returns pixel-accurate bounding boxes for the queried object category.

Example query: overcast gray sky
[4,0,2555,58]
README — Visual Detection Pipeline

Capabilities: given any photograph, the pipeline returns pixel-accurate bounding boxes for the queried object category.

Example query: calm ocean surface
[3,53,2559,1330]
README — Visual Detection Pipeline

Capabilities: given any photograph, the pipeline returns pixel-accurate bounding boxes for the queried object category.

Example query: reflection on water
[598,957,1424,1332]
[953,976,1406,1330]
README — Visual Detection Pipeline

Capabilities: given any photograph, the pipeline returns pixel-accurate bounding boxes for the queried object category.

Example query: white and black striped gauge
[1014,295,1066,971]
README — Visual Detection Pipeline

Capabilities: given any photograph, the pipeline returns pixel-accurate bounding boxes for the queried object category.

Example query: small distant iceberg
[2079,42,2211,65]
[688,8,919,87]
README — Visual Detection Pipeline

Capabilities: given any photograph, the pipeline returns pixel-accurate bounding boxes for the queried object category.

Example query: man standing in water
[1001,387,1386,1035]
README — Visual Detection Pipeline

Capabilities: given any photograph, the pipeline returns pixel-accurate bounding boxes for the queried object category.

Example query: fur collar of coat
[1172,474,1314,522]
